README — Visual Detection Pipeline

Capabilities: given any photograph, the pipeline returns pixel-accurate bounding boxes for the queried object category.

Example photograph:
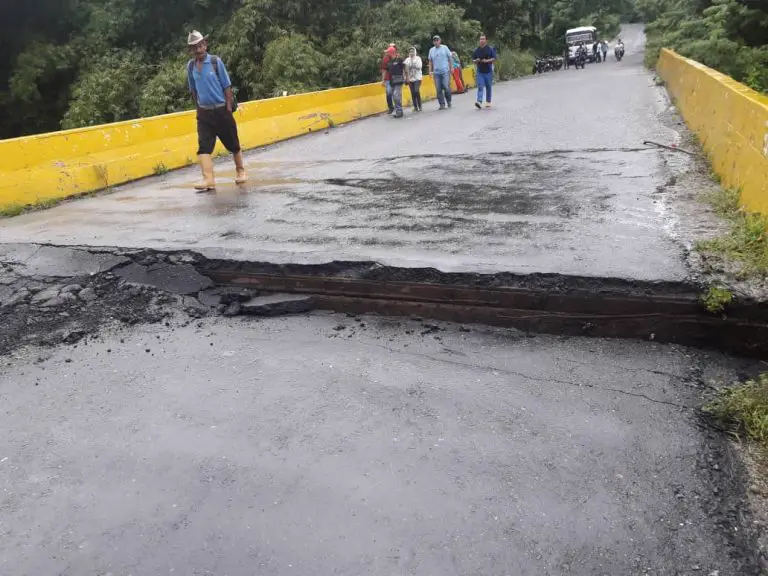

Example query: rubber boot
[194,154,216,192]
[233,152,248,184]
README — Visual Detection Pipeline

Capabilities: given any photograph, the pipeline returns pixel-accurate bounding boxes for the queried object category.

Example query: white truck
[566,26,599,65]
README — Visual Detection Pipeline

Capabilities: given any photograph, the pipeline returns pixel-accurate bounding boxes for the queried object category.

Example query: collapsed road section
[3,243,768,357]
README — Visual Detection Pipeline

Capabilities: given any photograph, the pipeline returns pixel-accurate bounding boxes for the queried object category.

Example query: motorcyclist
[575,41,587,68]
[615,38,625,60]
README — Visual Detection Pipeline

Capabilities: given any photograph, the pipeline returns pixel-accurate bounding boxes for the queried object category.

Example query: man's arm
[224,86,234,113]
[428,50,434,74]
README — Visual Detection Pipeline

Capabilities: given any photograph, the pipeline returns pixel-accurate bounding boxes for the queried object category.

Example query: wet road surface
[0,313,755,575]
[0,24,687,280]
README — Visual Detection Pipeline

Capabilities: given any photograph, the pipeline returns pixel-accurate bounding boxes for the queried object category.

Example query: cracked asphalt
[1,25,766,576]
[1,311,762,575]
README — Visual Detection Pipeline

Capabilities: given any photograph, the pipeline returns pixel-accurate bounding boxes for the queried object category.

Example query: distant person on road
[386,46,406,118]
[451,51,466,93]
[429,35,453,110]
[564,46,570,69]
[601,41,609,62]
[472,34,496,110]
[593,41,600,62]
[405,46,423,112]
[381,45,397,114]
[186,30,247,192]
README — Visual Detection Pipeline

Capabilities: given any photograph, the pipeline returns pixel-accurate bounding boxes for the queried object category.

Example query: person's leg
[385,80,394,113]
[215,107,247,184]
[414,80,422,110]
[476,73,485,109]
[443,72,452,107]
[393,83,403,117]
[434,73,446,108]
[452,68,463,94]
[195,110,217,191]
[485,73,493,104]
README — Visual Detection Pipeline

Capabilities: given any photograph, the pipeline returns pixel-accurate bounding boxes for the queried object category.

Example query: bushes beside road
[641,0,768,93]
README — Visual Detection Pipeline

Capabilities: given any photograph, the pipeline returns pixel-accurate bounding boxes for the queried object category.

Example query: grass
[700,286,734,313]
[153,162,169,175]
[0,204,26,217]
[696,187,768,276]
[705,374,768,447]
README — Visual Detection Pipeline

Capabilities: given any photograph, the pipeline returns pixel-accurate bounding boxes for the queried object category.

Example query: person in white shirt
[404,46,423,112]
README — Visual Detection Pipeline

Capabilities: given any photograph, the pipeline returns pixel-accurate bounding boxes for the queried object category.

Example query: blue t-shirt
[428,45,453,74]
[188,54,232,107]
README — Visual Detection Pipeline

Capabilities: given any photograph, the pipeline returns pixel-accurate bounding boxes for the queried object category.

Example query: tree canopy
[1,0,633,138]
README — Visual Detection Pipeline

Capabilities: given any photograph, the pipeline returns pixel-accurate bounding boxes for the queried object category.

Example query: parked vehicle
[566,26,599,65]
[533,56,565,74]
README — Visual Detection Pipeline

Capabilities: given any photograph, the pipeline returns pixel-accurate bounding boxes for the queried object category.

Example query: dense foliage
[642,0,768,93]
[0,0,632,138]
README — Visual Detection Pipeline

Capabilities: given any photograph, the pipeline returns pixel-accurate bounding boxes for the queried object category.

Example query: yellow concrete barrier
[0,68,476,211]
[657,49,768,214]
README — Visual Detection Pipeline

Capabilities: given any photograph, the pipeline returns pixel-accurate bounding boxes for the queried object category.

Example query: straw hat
[187,30,208,46]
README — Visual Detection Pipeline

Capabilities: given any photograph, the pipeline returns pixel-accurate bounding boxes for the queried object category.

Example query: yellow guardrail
[0,68,475,211]
[657,49,768,214]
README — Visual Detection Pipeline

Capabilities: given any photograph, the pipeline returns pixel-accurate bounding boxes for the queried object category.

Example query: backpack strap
[211,56,223,87]
[187,59,196,91]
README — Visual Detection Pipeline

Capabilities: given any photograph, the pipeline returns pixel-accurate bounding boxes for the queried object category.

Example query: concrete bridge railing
[657,49,768,214]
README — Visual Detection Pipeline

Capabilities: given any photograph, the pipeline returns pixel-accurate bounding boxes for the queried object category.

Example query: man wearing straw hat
[186,30,247,192]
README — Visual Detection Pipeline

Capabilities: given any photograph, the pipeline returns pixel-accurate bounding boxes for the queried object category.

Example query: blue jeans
[433,71,451,108]
[392,83,403,115]
[385,80,394,112]
[477,71,493,103]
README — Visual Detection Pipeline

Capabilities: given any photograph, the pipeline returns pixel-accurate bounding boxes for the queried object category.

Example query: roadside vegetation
[697,187,768,278]
[1,0,634,138]
[640,0,768,93]
[705,374,768,452]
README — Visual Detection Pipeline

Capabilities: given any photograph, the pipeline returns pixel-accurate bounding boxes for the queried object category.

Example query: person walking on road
[404,47,423,112]
[187,30,247,192]
[472,34,496,109]
[380,45,397,114]
[429,35,453,110]
[451,51,466,93]
[386,46,406,118]
[601,40,609,63]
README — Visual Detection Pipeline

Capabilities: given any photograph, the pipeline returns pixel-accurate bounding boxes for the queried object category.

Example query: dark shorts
[196,107,241,155]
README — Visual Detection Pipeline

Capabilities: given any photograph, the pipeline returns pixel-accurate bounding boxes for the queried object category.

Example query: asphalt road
[0,312,758,575]
[2,24,761,576]
[0,24,688,280]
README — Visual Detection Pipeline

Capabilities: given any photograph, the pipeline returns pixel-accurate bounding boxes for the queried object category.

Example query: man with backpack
[187,30,247,192]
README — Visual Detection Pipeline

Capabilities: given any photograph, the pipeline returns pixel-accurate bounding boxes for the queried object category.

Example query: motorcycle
[615,43,625,61]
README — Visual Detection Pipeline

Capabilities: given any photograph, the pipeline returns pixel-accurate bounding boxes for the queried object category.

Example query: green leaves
[644,0,768,92]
